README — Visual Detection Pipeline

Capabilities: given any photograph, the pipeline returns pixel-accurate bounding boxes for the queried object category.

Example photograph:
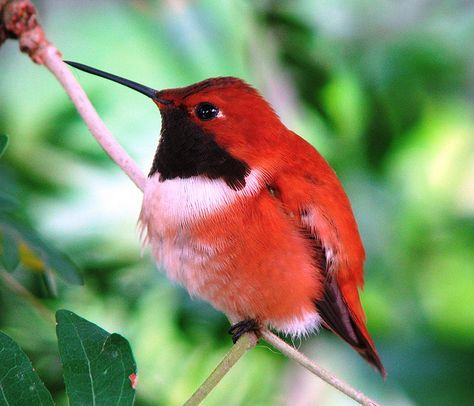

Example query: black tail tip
[362,348,387,379]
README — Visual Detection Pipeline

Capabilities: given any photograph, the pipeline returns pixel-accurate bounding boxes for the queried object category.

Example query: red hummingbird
[66,61,386,377]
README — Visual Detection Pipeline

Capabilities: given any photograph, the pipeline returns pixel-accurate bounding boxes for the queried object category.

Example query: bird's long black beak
[64,60,171,105]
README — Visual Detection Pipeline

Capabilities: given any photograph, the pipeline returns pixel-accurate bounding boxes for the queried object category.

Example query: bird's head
[65,61,286,190]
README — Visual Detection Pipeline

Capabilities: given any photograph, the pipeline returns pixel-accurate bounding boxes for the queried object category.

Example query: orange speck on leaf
[128,373,138,389]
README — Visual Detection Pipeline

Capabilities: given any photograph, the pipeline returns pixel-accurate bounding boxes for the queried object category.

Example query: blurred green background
[1,0,473,405]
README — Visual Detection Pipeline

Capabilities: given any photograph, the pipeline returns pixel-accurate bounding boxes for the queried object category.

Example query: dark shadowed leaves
[0,226,20,272]
[56,310,137,406]
[0,194,18,212]
[0,216,82,285]
[0,135,8,158]
[0,331,54,406]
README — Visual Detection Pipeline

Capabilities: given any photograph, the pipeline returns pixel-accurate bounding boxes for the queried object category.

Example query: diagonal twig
[184,332,258,406]
[261,330,379,406]
[43,46,145,191]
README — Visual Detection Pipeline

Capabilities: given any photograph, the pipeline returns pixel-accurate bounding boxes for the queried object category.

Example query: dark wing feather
[310,235,386,377]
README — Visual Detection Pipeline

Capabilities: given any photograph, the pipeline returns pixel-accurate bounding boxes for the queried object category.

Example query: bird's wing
[272,150,386,377]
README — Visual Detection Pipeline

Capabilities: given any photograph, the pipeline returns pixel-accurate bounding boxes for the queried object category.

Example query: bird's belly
[151,226,227,298]
[140,174,323,336]
[140,173,261,299]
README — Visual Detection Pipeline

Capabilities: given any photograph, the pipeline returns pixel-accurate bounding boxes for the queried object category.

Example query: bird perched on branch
[65,61,386,377]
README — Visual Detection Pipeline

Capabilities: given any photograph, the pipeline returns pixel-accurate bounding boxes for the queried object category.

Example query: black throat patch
[149,107,250,190]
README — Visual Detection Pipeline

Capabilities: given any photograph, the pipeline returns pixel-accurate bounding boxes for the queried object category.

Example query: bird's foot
[228,319,261,344]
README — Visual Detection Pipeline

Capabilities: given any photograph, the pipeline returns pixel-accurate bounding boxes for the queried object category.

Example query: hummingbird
[65,60,386,377]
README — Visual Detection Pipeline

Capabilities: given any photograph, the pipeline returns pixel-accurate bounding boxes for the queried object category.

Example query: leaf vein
[69,314,96,406]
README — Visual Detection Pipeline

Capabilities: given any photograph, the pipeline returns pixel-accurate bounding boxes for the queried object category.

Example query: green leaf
[0,135,8,159]
[0,216,83,285]
[0,331,54,406]
[0,227,20,272]
[56,310,137,406]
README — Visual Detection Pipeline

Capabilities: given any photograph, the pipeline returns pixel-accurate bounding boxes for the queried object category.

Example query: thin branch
[0,0,145,191]
[261,330,380,406]
[184,332,258,406]
[0,269,55,325]
[1,1,382,405]
[42,46,146,191]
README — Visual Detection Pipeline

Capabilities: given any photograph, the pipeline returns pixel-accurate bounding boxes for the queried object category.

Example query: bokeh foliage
[0,1,473,405]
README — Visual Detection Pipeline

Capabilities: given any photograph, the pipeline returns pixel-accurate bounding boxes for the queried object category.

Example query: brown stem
[0,0,50,63]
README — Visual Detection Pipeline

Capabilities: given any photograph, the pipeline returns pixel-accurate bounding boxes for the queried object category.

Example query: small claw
[228,319,260,344]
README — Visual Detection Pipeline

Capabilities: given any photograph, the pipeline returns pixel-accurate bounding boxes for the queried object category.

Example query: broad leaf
[0,135,7,158]
[56,310,137,406]
[0,331,54,406]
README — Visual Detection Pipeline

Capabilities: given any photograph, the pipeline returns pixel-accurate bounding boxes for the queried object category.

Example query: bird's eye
[195,102,219,121]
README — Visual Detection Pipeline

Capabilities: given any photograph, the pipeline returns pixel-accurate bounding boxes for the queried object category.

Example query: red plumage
[64,61,385,377]
[139,77,386,377]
